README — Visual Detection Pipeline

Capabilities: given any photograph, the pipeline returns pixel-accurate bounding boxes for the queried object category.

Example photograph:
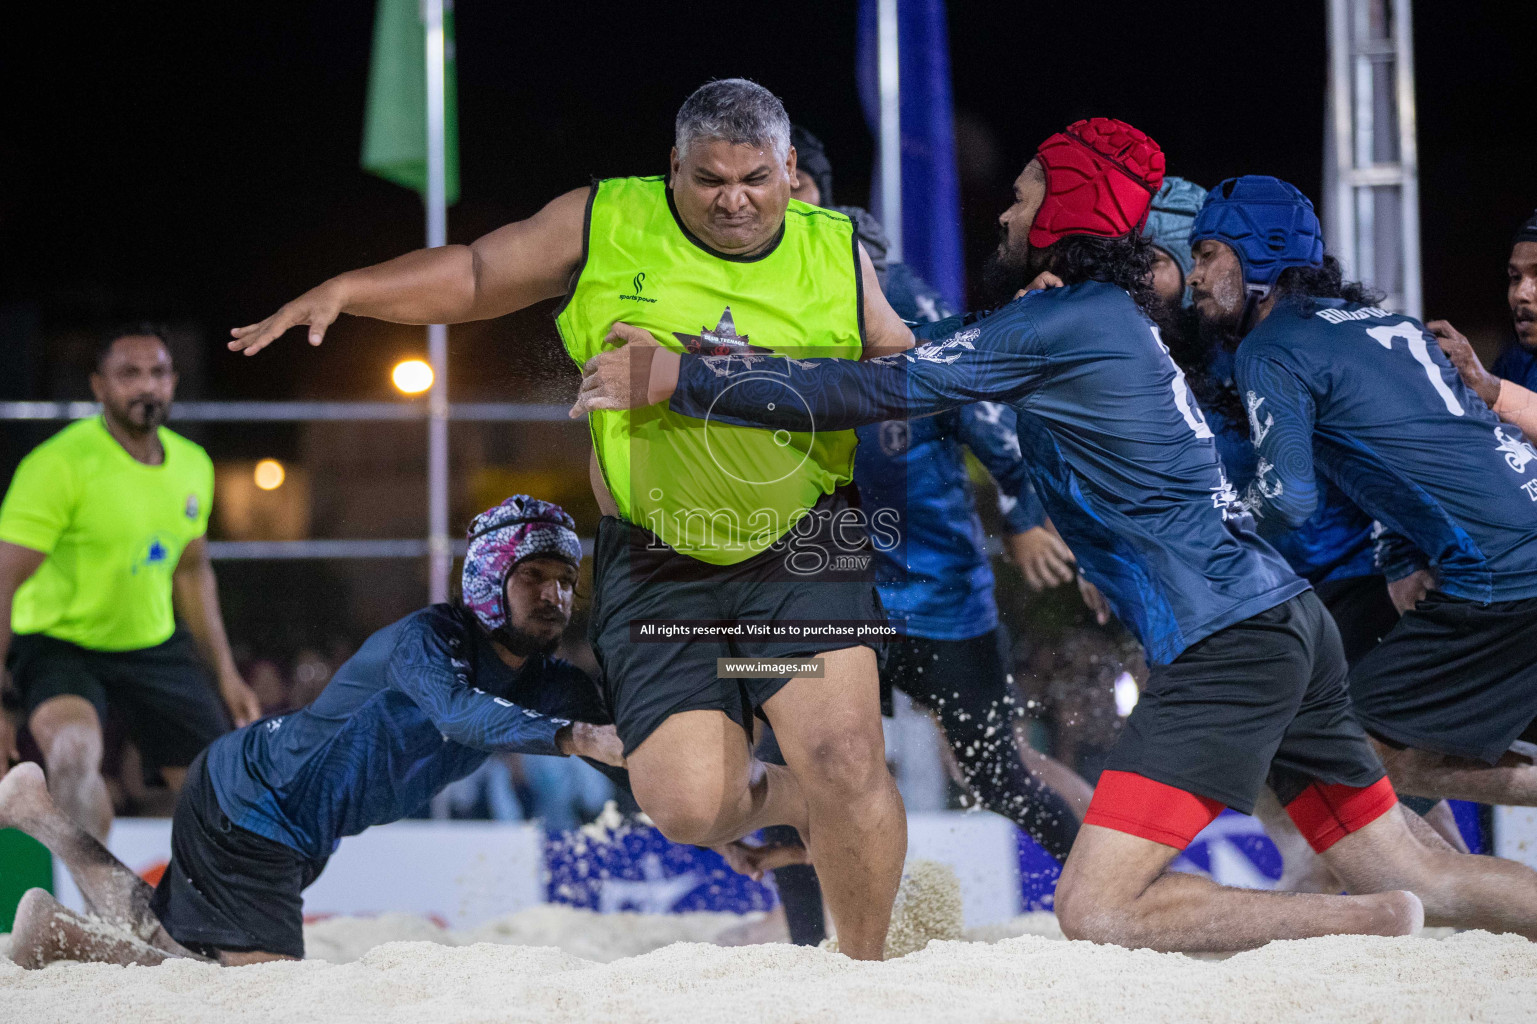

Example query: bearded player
[576,120,1537,951]
[0,497,636,967]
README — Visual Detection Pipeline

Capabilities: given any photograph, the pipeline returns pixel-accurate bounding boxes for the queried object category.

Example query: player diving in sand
[0,498,635,966]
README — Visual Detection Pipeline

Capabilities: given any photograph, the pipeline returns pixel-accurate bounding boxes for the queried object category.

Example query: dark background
[2,0,1532,407]
[0,0,1529,720]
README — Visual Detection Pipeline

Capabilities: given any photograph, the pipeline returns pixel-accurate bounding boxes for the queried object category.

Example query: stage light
[254,459,286,491]
[393,359,434,394]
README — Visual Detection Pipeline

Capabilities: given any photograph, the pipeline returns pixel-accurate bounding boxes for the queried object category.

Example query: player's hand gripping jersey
[1236,299,1537,603]
[668,280,1306,664]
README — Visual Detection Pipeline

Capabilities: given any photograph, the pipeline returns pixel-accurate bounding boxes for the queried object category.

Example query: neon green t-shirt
[0,417,214,652]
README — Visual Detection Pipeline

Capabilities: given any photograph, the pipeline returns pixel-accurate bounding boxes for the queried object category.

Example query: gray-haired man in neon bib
[229,79,914,960]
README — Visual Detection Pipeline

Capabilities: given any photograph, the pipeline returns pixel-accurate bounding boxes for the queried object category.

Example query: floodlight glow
[254,459,285,491]
[393,359,434,394]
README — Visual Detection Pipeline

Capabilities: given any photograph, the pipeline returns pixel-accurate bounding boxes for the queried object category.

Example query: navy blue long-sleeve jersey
[668,280,1306,665]
[1493,342,1537,391]
[851,245,1042,639]
[1205,403,1377,585]
[206,604,618,859]
[1235,299,1537,604]
[855,404,1044,640]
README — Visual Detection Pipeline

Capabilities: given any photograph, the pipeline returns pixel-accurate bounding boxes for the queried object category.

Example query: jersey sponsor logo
[131,534,174,574]
[618,270,657,304]
[184,493,199,520]
[1245,391,1273,445]
[1245,457,1284,515]
[673,307,768,355]
[885,328,979,366]
[1495,426,1537,474]
[1314,305,1390,324]
[1210,465,1245,521]
[975,402,1023,459]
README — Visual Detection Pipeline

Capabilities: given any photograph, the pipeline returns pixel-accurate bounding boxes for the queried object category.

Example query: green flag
[362,0,460,204]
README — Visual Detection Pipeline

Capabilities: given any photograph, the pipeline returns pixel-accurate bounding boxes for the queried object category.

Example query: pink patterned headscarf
[461,495,581,634]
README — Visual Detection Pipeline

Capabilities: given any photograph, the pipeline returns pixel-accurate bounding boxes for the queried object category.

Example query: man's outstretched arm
[572,310,1046,429]
[229,187,589,355]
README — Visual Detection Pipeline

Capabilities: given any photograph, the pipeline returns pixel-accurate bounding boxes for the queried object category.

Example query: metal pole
[1324,0,1355,278]
[877,0,902,262]
[1394,0,1422,319]
[423,0,450,604]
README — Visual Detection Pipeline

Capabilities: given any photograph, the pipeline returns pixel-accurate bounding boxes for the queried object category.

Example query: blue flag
[857,0,964,311]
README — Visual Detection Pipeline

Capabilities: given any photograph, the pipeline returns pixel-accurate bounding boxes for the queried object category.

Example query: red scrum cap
[1028,118,1165,248]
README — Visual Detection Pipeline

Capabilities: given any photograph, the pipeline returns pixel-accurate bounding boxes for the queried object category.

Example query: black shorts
[1104,591,1385,813]
[7,628,230,779]
[1315,574,1400,667]
[1348,591,1537,763]
[151,750,327,959]
[589,488,887,755]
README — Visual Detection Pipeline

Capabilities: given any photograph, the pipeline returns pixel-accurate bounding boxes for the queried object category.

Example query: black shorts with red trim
[1348,591,1537,763]
[1099,590,1386,817]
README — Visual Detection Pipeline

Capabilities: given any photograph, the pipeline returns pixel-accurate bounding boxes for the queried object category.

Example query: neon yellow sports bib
[556,176,863,564]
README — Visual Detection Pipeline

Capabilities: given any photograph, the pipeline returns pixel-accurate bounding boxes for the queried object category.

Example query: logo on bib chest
[185,493,200,520]
[673,307,769,356]
[619,271,657,304]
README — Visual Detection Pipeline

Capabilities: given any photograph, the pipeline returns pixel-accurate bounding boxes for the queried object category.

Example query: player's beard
[1153,303,1213,371]
[494,614,564,658]
[110,394,168,434]
[979,228,1036,309]
[1193,305,1246,356]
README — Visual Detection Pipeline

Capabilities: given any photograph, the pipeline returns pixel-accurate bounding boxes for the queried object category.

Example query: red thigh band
[1284,777,1398,853]
[1083,770,1225,850]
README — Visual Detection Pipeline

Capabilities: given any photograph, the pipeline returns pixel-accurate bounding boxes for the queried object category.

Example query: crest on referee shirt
[185,493,199,520]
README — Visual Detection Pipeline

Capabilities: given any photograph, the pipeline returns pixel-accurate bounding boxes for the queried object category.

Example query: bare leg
[1015,738,1094,818]
[1253,789,1341,893]
[0,761,193,956]
[1055,823,1421,952]
[627,711,810,849]
[9,888,180,969]
[27,695,112,841]
[1420,799,1470,853]
[1380,742,1537,805]
[764,647,906,961]
[1324,802,1537,937]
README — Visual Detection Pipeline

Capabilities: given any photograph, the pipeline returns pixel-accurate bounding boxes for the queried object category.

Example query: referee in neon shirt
[0,326,259,840]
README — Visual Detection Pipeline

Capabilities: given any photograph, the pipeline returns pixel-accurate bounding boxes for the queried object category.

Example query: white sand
[4,927,1535,1023]
[5,900,1536,1023]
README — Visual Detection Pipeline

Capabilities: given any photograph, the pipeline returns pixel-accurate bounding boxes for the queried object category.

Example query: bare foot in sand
[0,761,51,832]
[9,888,172,970]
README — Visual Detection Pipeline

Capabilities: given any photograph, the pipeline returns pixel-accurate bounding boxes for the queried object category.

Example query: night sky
[2,1,1534,404]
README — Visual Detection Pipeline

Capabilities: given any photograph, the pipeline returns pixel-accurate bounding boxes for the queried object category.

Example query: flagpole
[423,0,450,603]
[877,0,902,261]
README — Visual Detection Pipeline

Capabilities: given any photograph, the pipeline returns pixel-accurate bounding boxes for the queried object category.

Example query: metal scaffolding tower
[1324,0,1421,317]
